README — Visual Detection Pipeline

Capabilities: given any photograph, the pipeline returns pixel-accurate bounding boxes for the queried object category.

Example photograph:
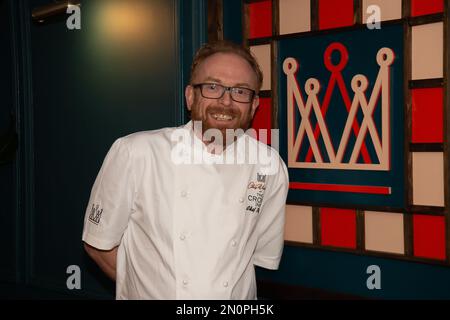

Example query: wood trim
[354,0,362,25]
[409,205,446,215]
[284,239,449,266]
[248,18,406,43]
[410,143,444,152]
[356,209,365,251]
[312,207,321,245]
[403,212,413,257]
[409,13,444,26]
[401,6,409,221]
[403,12,413,260]
[402,0,410,19]
[287,199,446,215]
[243,0,268,3]
[242,2,250,46]
[444,0,450,265]
[207,0,223,42]
[270,41,278,130]
[258,90,272,98]
[278,18,403,39]
[241,7,443,41]
[240,0,246,46]
[272,0,279,37]
[286,200,405,214]
[409,78,444,88]
[311,0,319,31]
[248,37,272,46]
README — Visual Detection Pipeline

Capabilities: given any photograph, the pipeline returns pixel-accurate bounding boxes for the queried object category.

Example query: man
[82,40,289,299]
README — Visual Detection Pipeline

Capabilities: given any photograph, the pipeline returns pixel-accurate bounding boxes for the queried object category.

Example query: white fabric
[82,121,289,300]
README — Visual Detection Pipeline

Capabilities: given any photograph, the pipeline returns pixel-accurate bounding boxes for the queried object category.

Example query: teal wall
[257,246,450,299]
[222,0,243,45]
[0,0,205,299]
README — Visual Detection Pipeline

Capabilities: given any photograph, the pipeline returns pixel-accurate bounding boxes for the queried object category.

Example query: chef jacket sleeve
[82,137,136,250]
[253,157,289,270]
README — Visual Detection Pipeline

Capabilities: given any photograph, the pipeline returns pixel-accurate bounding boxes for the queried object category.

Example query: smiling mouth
[212,113,233,121]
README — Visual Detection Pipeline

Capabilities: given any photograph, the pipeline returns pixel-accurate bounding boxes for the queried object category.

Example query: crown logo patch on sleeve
[89,204,103,225]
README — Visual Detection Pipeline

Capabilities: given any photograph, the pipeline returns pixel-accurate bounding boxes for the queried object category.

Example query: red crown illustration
[283,42,395,171]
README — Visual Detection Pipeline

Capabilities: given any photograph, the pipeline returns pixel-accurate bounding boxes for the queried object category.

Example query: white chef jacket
[82,121,289,300]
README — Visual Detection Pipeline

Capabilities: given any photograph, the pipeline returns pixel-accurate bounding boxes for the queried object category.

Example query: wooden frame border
[231,0,449,266]
[356,209,365,252]
[270,0,279,132]
[444,0,450,264]
[410,143,444,152]
[354,0,362,25]
[403,0,414,259]
[409,78,444,88]
[207,0,223,42]
[312,206,321,245]
[311,0,319,31]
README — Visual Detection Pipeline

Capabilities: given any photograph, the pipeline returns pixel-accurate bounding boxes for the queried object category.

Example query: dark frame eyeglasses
[192,83,256,103]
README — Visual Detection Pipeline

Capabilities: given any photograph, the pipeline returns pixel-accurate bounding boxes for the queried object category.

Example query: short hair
[189,40,263,92]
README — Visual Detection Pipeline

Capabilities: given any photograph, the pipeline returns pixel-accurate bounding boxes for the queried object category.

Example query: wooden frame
[444,0,450,265]
[223,0,450,266]
[207,0,223,42]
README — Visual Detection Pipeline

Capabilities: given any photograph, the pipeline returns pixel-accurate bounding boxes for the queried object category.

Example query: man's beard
[190,104,253,147]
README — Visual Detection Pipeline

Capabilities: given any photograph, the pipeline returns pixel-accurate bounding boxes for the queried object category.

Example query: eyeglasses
[192,83,256,103]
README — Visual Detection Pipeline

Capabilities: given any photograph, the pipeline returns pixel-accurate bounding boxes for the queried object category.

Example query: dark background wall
[0,0,17,288]
[3,0,449,301]
[0,0,205,299]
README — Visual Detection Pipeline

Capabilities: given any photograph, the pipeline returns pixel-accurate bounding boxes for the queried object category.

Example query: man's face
[185,52,260,137]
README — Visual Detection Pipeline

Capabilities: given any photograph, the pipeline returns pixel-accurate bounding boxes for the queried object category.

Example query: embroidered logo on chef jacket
[246,173,267,214]
[88,204,103,225]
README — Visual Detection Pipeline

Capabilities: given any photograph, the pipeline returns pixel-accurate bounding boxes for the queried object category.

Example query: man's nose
[219,89,232,106]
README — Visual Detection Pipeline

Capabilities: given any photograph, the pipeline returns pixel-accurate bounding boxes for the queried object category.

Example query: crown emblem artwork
[283,42,395,171]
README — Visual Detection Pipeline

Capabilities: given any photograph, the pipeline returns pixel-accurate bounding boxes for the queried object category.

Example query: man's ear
[250,95,260,118]
[185,85,194,111]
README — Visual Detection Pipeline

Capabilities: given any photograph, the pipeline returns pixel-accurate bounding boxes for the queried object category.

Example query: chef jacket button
[180,234,186,241]
[238,197,244,203]
[231,240,237,247]
[183,279,189,285]
[181,190,187,197]
[223,281,228,287]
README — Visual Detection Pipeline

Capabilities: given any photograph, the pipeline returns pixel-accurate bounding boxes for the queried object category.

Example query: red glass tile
[252,97,272,145]
[411,88,444,143]
[248,0,272,39]
[413,214,446,260]
[321,208,357,249]
[319,0,354,30]
[411,0,444,17]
